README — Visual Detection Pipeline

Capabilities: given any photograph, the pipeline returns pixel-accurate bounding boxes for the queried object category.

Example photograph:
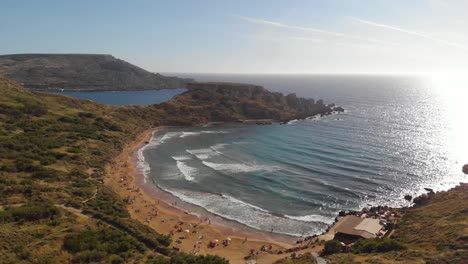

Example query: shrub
[15,157,37,172]
[321,240,343,256]
[169,253,229,264]
[63,227,145,262]
[32,168,58,180]
[22,101,48,116]
[351,238,406,254]
[78,112,96,118]
[2,202,60,222]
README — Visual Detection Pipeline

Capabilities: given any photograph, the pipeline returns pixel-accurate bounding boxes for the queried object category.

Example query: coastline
[105,127,320,263]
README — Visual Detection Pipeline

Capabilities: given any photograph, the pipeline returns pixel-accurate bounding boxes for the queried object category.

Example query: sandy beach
[104,128,323,263]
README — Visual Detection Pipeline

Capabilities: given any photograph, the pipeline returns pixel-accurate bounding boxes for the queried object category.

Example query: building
[333,215,385,244]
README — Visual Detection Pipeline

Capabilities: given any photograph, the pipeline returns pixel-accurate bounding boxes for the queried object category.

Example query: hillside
[146,82,338,125]
[326,184,468,264]
[0,78,228,263]
[0,54,193,91]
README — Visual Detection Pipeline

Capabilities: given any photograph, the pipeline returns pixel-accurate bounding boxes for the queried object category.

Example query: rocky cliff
[0,54,192,91]
[147,82,340,125]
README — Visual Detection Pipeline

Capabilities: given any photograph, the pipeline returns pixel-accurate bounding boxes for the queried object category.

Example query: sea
[54,88,185,106]
[60,74,468,237]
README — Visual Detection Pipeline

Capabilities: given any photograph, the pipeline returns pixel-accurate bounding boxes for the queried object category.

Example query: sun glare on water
[428,72,468,171]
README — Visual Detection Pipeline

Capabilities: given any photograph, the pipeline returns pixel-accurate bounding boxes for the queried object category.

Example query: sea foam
[136,131,159,183]
[202,161,279,174]
[284,214,335,225]
[186,148,221,160]
[176,161,197,182]
[161,187,331,236]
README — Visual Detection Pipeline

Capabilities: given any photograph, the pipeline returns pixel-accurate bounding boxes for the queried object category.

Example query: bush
[352,238,406,253]
[63,227,145,262]
[169,253,229,264]
[78,112,96,118]
[32,168,58,180]
[321,240,343,256]
[15,157,37,172]
[1,202,60,222]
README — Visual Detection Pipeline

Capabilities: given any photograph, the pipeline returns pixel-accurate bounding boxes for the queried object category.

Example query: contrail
[350,17,467,49]
[235,15,399,46]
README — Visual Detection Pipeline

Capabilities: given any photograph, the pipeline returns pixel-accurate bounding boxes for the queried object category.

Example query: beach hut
[333,215,385,244]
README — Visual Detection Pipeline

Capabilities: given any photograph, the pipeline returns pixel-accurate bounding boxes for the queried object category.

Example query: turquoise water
[54,88,186,106]
[137,74,467,236]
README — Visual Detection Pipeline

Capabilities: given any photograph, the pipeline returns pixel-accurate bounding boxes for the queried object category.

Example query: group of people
[250,244,274,257]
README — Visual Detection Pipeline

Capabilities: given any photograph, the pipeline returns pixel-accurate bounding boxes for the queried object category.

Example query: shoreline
[104,125,466,263]
[105,127,313,263]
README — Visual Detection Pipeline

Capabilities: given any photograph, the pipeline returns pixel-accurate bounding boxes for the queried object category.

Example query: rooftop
[334,215,384,239]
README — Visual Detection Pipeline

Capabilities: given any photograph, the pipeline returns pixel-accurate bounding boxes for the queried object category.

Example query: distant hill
[0,54,193,91]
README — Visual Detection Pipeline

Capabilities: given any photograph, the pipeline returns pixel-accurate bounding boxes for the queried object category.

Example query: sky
[1,0,468,74]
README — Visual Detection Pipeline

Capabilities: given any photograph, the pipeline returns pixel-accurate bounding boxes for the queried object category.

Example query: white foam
[160,132,182,143]
[180,132,201,138]
[202,161,279,173]
[284,214,335,225]
[180,130,229,138]
[172,155,192,161]
[210,143,228,151]
[176,161,197,182]
[287,119,299,125]
[201,130,229,134]
[136,131,160,183]
[161,188,331,236]
[220,194,269,213]
[186,148,220,160]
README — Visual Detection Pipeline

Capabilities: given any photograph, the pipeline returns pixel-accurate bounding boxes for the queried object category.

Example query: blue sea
[53,88,185,106]
[63,74,468,236]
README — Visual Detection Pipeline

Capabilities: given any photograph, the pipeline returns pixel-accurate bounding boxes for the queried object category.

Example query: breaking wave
[202,161,279,174]
[176,161,197,182]
[284,214,335,225]
[162,188,330,236]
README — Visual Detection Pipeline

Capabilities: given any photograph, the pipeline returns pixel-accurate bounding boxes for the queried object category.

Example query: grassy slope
[327,184,468,264]
[0,78,229,263]
[0,78,154,263]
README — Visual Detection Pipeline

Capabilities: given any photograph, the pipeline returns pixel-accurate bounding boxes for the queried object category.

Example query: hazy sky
[1,0,467,73]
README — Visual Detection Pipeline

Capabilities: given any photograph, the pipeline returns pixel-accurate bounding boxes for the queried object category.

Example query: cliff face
[148,82,337,125]
[0,54,192,91]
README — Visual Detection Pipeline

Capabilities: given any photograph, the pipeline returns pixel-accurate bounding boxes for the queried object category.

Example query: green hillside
[0,78,224,263]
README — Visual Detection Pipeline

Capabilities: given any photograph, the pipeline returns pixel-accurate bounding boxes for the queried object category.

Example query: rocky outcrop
[150,82,340,125]
[463,164,468,174]
[0,54,193,91]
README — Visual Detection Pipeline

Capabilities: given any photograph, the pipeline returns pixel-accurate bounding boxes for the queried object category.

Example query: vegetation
[150,254,229,264]
[274,252,318,264]
[0,78,223,263]
[0,54,193,91]
[351,238,406,254]
[321,240,343,256]
[63,227,145,263]
[0,202,60,223]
